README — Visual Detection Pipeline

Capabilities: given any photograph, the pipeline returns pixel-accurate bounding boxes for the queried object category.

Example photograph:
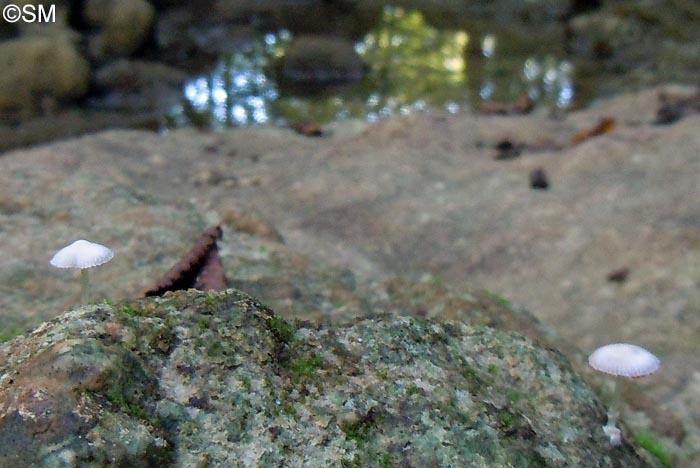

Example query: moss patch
[267,315,296,344]
[633,431,673,468]
[288,354,323,381]
[0,328,23,343]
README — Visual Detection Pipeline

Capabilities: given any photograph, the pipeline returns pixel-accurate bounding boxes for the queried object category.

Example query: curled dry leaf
[479,94,534,115]
[572,116,616,145]
[292,120,324,137]
[143,226,228,296]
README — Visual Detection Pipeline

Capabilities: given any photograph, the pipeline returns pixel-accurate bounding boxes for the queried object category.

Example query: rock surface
[0,85,697,465]
[0,289,650,467]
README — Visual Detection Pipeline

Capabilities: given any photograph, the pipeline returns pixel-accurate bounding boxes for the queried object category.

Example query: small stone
[530,167,550,190]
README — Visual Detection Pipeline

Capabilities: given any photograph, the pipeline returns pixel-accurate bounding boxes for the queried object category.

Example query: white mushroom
[588,343,660,378]
[588,343,660,446]
[50,240,113,269]
[50,239,113,302]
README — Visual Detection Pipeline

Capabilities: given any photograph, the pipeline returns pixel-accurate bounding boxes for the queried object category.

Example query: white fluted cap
[588,343,660,378]
[50,240,114,269]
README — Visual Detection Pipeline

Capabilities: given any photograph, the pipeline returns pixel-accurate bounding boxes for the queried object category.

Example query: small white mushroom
[50,240,113,302]
[588,343,660,447]
[50,240,113,269]
[588,343,660,378]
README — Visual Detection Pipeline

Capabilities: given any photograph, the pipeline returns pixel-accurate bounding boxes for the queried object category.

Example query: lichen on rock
[0,289,649,466]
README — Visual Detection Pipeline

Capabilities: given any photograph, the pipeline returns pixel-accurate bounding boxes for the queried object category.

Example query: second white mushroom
[588,343,660,446]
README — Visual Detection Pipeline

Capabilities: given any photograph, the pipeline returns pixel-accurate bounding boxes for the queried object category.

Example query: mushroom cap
[588,343,660,378]
[50,240,114,269]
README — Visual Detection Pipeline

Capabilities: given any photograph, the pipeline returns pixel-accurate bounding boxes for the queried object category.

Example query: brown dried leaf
[292,120,324,137]
[572,116,616,145]
[143,226,228,296]
[479,94,534,115]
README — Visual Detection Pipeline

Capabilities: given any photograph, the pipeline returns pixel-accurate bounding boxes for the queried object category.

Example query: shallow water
[169,6,576,129]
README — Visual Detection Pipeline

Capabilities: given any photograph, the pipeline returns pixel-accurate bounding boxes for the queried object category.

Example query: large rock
[0,35,90,119]
[0,289,650,466]
[91,59,187,113]
[566,1,700,96]
[274,35,367,92]
[214,0,383,39]
[84,0,155,58]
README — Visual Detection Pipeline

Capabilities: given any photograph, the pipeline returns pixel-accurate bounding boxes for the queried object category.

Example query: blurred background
[2,0,700,150]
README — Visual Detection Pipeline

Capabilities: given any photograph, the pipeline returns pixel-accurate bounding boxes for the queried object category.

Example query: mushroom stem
[605,378,619,422]
[80,269,90,303]
[603,378,622,445]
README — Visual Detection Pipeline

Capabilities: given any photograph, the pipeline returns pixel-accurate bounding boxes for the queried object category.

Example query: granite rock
[0,289,650,467]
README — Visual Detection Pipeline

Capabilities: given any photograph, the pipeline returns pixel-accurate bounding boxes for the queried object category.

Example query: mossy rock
[0,289,650,467]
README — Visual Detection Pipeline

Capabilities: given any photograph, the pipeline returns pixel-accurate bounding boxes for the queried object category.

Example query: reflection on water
[354,7,467,120]
[479,34,574,110]
[169,31,289,128]
[170,6,575,128]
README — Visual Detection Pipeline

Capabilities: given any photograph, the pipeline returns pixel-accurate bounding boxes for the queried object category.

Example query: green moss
[102,383,164,431]
[289,354,323,381]
[268,316,296,344]
[507,390,523,404]
[241,376,252,391]
[105,387,148,420]
[203,295,219,314]
[207,340,224,357]
[203,295,217,306]
[120,304,145,317]
[341,408,382,446]
[342,421,371,444]
[406,383,420,396]
[483,290,512,309]
[95,347,158,427]
[198,318,210,330]
[0,327,23,343]
[461,362,492,393]
[378,451,395,467]
[633,431,673,468]
[499,411,514,429]
[340,455,361,468]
